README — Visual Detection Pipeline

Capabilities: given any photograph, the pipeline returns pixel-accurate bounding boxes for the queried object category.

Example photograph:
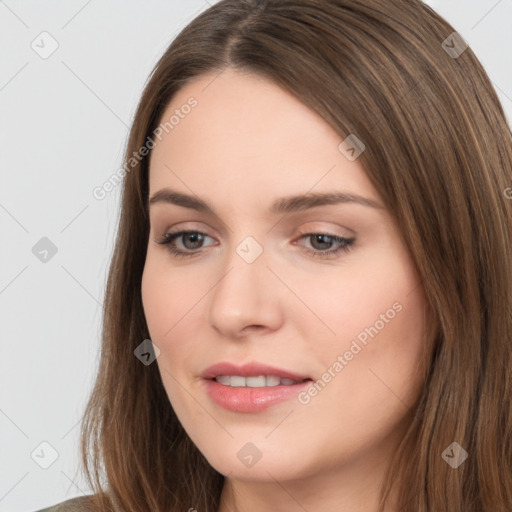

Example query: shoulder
[32,494,100,512]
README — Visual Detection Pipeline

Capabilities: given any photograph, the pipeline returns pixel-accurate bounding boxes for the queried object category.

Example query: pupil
[312,234,332,250]
[185,233,202,249]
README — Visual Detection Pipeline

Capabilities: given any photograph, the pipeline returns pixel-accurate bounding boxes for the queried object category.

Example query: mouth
[200,361,312,382]
[200,361,314,413]
[211,375,312,387]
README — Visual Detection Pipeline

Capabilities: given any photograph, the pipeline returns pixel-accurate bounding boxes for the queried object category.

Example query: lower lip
[203,378,313,413]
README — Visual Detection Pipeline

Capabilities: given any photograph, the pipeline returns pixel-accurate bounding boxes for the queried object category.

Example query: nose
[208,247,283,339]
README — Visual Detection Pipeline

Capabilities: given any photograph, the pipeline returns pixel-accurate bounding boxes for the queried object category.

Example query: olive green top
[33,495,97,512]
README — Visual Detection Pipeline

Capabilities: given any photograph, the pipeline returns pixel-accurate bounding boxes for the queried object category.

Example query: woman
[35,0,512,510]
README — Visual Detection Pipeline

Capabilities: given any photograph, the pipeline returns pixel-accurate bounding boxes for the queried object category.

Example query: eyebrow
[148,188,384,215]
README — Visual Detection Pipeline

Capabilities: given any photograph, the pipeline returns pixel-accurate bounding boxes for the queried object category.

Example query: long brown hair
[79,1,512,510]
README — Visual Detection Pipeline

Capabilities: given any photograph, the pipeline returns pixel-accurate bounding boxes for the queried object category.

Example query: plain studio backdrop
[1,1,511,511]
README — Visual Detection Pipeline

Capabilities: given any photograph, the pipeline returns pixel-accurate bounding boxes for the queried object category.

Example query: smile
[214,375,307,387]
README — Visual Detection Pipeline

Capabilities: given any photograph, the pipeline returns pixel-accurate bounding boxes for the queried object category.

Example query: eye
[295,232,355,259]
[154,230,356,259]
[155,230,215,258]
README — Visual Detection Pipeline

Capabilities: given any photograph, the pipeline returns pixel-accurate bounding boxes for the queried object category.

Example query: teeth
[215,375,232,386]
[230,376,246,387]
[214,375,302,387]
[246,376,266,387]
[264,375,280,386]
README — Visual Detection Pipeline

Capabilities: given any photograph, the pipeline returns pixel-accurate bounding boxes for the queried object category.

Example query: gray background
[1,1,511,511]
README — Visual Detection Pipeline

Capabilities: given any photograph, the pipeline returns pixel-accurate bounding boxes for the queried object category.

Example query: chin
[201,444,313,483]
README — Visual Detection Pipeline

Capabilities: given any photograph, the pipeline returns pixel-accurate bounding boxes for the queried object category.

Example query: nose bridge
[214,233,268,309]
[207,233,282,335]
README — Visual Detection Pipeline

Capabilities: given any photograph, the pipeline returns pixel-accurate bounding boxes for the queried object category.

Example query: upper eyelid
[152,221,218,239]
[156,218,356,237]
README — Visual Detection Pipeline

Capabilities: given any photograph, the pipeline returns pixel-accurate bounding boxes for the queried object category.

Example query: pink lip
[200,361,313,413]
[200,361,311,381]
[203,379,312,413]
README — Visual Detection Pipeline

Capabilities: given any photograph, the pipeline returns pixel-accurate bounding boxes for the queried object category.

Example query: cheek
[288,242,424,354]
[141,256,212,380]
[141,256,203,340]
[141,260,207,413]
[304,247,427,413]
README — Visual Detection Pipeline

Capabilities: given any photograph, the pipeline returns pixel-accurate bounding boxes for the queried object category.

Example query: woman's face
[141,68,427,485]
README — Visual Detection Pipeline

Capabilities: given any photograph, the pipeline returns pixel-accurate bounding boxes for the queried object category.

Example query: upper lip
[201,361,312,381]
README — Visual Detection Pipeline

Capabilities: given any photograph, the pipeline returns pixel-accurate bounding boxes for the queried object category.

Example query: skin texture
[141,68,428,512]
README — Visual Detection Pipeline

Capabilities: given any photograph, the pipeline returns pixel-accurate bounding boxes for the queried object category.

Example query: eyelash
[155,230,355,260]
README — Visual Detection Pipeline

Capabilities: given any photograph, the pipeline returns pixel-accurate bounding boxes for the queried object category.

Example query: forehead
[148,68,378,209]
